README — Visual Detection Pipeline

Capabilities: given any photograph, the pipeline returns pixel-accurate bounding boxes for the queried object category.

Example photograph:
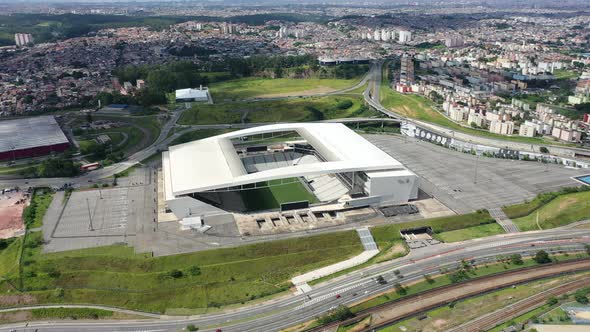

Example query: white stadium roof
[164,123,408,196]
[0,116,69,153]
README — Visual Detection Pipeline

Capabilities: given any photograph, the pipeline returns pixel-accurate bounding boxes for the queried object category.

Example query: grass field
[539,305,572,324]
[370,210,494,249]
[1,230,363,313]
[512,190,590,231]
[240,178,318,211]
[28,189,53,228]
[435,223,505,243]
[170,129,235,146]
[209,77,363,101]
[0,237,22,278]
[178,95,376,125]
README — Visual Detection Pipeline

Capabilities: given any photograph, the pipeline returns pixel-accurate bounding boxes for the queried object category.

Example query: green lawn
[0,164,37,176]
[28,190,53,228]
[178,95,377,125]
[540,305,572,324]
[553,69,579,80]
[209,77,363,101]
[170,129,235,146]
[240,178,318,211]
[512,190,590,231]
[5,230,363,313]
[370,210,494,249]
[435,223,505,243]
[0,237,22,278]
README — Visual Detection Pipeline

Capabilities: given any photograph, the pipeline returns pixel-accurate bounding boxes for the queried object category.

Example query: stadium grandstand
[162,123,418,229]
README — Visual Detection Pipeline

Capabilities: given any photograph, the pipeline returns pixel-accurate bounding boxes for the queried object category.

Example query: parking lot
[366,135,588,214]
[43,168,154,253]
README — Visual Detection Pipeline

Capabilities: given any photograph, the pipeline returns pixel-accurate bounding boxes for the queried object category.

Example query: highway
[1,228,589,332]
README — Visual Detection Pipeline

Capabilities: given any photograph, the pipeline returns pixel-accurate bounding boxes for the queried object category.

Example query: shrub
[510,254,524,265]
[317,305,354,325]
[547,296,558,306]
[188,266,201,276]
[575,290,589,304]
[186,324,199,331]
[534,250,551,264]
[169,269,183,278]
[336,100,353,110]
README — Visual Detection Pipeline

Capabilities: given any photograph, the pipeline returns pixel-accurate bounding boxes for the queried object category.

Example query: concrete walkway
[291,227,379,294]
[488,207,520,233]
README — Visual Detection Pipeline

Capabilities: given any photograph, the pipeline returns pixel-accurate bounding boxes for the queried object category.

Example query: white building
[518,123,536,137]
[162,123,419,225]
[489,120,514,135]
[467,112,486,127]
[14,33,33,47]
[398,30,412,44]
[445,36,464,48]
[175,87,209,102]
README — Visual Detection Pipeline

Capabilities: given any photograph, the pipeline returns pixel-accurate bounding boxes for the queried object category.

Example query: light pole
[86,198,94,231]
[474,154,479,184]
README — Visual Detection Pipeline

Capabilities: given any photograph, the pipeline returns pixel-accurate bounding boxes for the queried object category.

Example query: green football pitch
[240,178,318,211]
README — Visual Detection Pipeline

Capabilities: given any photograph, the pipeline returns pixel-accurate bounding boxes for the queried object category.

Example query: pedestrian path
[488,207,520,233]
[291,227,379,294]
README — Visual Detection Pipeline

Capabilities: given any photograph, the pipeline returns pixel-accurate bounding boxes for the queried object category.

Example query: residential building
[489,120,514,135]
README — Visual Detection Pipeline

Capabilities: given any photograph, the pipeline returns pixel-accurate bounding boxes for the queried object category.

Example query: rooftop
[0,116,69,153]
[164,123,407,196]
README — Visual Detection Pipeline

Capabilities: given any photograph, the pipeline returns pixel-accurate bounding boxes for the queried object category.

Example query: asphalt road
[1,228,589,332]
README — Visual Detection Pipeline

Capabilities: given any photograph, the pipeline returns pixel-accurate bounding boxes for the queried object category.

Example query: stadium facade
[162,123,418,226]
[0,116,70,161]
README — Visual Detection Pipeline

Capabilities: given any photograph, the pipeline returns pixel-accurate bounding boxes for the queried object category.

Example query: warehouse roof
[0,116,69,153]
[175,88,208,100]
[164,123,407,196]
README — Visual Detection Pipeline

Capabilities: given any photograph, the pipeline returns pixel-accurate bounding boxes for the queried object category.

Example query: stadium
[162,123,418,230]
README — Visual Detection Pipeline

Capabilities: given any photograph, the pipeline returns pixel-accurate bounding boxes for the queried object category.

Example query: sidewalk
[291,227,379,294]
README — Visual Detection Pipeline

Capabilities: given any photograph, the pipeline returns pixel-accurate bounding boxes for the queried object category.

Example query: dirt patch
[0,189,28,239]
[0,310,32,324]
[0,294,38,306]
[255,86,336,98]
[377,243,408,262]
[558,197,578,210]
[432,318,448,328]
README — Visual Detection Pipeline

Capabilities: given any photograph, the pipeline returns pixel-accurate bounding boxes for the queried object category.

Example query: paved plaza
[366,134,588,214]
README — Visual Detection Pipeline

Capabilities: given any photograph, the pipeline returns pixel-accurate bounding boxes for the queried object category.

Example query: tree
[37,158,79,178]
[575,290,589,304]
[510,254,524,265]
[533,250,551,264]
[186,324,199,331]
[547,296,558,306]
[540,146,549,154]
[394,282,407,296]
[317,305,354,325]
